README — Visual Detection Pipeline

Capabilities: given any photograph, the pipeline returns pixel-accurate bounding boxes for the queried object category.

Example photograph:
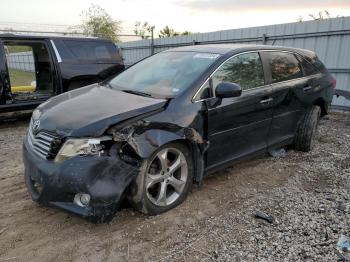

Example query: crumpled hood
[35,84,166,137]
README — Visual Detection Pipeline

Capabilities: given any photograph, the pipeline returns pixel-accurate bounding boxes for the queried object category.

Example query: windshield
[108,51,220,98]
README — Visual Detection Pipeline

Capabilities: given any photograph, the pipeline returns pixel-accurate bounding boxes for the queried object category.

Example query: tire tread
[294,105,321,152]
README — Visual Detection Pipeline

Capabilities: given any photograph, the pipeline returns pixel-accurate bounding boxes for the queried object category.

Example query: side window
[62,40,119,62]
[212,52,265,91]
[95,46,111,60]
[265,52,303,83]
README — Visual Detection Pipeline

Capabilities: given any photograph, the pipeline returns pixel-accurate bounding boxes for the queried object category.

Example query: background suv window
[265,52,302,83]
[4,42,53,95]
[56,40,120,62]
[4,45,36,89]
[212,52,265,91]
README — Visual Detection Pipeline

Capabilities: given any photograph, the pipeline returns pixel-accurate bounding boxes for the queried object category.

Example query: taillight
[330,78,337,89]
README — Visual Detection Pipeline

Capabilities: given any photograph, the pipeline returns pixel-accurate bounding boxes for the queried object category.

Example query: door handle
[260,97,273,105]
[303,85,313,92]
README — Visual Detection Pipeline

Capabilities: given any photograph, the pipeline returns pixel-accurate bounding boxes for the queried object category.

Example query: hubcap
[145,148,188,207]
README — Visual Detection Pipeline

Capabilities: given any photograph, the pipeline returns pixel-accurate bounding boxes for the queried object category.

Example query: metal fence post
[151,26,155,55]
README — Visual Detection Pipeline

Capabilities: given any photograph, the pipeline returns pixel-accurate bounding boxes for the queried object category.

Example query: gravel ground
[0,112,349,262]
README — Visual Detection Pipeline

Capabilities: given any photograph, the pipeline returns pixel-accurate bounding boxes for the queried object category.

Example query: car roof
[0,34,111,42]
[167,44,316,57]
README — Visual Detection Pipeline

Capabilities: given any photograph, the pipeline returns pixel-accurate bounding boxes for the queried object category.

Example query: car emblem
[32,120,40,132]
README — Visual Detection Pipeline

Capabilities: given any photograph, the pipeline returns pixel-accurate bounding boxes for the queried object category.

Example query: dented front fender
[110,121,208,158]
[129,129,183,158]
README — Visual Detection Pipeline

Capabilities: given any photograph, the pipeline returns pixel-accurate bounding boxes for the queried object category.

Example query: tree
[134,21,154,39]
[181,31,193,36]
[159,26,192,38]
[159,26,179,38]
[309,10,331,20]
[81,4,121,42]
[298,10,342,22]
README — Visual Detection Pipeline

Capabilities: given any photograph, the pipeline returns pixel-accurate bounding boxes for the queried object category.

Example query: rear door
[261,51,315,148]
[296,54,327,103]
[205,51,273,168]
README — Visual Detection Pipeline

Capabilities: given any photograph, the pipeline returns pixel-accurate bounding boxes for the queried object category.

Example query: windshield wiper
[122,89,153,98]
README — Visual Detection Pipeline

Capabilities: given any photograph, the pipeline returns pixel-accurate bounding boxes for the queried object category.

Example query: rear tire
[294,105,321,152]
[128,142,193,215]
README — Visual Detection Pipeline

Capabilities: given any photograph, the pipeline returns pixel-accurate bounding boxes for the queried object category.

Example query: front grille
[27,120,61,160]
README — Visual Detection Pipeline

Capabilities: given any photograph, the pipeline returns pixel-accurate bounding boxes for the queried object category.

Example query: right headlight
[54,137,111,163]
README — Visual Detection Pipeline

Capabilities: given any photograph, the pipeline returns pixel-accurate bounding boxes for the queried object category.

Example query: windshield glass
[108,51,220,98]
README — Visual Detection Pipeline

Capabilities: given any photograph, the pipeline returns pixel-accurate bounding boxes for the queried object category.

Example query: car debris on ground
[268,148,287,158]
[338,235,350,252]
[254,211,274,224]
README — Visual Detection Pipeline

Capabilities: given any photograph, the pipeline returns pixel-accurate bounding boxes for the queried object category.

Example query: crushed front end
[23,119,139,223]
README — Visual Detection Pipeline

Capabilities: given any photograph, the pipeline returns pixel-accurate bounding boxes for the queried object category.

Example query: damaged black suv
[23,44,335,222]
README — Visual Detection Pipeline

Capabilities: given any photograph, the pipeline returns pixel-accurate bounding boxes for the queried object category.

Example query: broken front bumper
[22,139,139,222]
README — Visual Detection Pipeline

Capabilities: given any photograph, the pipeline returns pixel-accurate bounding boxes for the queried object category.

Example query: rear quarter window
[296,55,320,76]
[54,39,120,63]
[310,56,328,74]
[265,51,303,83]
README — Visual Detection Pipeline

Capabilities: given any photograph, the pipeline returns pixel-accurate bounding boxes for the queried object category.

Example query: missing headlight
[109,142,140,166]
[113,126,135,141]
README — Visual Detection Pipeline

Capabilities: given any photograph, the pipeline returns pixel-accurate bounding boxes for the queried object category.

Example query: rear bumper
[23,137,139,222]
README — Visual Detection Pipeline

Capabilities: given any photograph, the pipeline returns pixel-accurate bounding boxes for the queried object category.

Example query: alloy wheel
[145,148,188,207]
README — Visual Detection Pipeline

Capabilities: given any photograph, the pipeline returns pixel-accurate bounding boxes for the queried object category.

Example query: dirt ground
[0,113,349,262]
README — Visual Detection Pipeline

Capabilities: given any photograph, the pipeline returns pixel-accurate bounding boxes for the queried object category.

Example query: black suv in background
[0,35,124,114]
[23,44,335,222]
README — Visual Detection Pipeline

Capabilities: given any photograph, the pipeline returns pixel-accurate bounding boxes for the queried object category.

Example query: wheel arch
[112,127,207,185]
[155,138,205,185]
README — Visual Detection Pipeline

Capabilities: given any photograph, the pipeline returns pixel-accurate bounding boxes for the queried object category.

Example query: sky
[0,0,350,34]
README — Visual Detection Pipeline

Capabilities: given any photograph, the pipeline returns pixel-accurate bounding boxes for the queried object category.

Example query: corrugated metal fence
[119,17,350,110]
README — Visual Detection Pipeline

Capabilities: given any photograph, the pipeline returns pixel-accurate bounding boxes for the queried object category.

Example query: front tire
[128,142,193,215]
[294,105,321,152]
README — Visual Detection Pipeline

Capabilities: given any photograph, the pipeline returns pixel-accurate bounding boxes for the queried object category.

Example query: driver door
[205,52,274,169]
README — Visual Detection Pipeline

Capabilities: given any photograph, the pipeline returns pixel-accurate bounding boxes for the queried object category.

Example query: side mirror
[215,82,242,98]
